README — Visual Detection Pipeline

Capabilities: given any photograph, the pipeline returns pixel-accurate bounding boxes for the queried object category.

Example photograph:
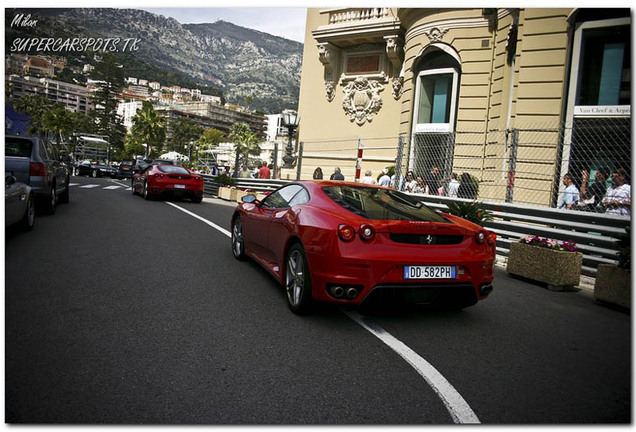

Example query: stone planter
[218,186,232,200]
[594,264,631,309]
[506,242,583,290]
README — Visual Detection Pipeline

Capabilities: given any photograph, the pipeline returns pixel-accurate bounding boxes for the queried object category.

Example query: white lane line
[165,201,231,238]
[79,184,100,189]
[344,310,480,424]
[113,181,130,188]
[165,200,479,424]
[103,185,122,190]
[69,183,79,187]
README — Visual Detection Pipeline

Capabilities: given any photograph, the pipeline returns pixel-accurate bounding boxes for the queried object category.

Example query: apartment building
[297,8,631,207]
[6,74,93,114]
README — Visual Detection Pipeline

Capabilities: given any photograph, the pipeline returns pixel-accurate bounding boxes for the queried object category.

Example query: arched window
[410,47,461,185]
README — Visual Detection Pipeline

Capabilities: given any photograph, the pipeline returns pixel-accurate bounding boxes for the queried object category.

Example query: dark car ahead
[75,161,117,178]
[117,161,135,179]
[5,135,70,214]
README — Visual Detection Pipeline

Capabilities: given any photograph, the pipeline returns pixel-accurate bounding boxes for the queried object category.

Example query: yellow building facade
[295,8,631,207]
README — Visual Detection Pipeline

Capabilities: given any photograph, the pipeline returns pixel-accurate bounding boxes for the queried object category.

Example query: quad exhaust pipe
[329,285,359,299]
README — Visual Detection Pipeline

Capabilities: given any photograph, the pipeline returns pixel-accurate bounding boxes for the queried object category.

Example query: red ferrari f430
[231,181,496,314]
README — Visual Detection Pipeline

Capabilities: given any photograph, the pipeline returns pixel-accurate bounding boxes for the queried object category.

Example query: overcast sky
[139,7,308,43]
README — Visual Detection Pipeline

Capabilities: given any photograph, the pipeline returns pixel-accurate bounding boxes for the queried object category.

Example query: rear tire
[285,243,313,314]
[191,195,203,203]
[143,182,151,200]
[59,180,70,204]
[22,195,35,231]
[42,185,57,215]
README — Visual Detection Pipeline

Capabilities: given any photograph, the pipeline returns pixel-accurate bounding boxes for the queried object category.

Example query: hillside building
[6,74,93,114]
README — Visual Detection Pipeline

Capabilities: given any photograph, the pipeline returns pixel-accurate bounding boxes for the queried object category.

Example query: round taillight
[475,231,486,244]
[338,224,356,242]
[359,224,375,241]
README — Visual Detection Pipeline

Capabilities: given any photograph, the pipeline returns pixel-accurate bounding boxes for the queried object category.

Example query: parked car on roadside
[231,181,497,314]
[5,135,70,215]
[75,160,117,178]
[5,174,35,231]
[132,163,204,203]
[117,161,135,179]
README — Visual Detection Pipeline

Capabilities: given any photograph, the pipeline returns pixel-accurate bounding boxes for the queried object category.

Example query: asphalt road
[4,175,631,424]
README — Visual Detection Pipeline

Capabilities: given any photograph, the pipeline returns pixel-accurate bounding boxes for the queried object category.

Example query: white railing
[329,8,390,25]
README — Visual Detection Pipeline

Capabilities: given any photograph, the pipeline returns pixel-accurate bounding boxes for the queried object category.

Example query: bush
[445,201,493,226]
[216,173,236,187]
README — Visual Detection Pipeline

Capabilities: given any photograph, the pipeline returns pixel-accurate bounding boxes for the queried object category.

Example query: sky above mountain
[139,7,307,43]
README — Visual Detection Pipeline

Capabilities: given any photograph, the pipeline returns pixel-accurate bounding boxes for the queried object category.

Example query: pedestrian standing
[378,169,391,187]
[579,168,608,211]
[457,172,477,199]
[404,171,417,193]
[447,173,460,197]
[258,161,271,179]
[558,172,579,210]
[361,170,377,184]
[313,167,323,180]
[330,167,345,181]
[602,168,631,216]
[425,166,441,194]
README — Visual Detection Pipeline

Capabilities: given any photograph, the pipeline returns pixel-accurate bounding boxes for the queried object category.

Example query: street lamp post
[281,111,300,169]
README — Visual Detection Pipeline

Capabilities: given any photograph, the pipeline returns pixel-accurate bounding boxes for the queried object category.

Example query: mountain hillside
[6,8,303,112]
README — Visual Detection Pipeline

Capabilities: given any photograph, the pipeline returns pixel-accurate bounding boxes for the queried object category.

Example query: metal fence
[296,118,631,214]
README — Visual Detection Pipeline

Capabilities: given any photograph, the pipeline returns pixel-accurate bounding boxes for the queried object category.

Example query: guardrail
[201,175,629,277]
[413,194,629,277]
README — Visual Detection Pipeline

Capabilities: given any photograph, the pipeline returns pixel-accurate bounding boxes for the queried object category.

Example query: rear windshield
[5,137,33,157]
[157,165,190,175]
[322,185,449,222]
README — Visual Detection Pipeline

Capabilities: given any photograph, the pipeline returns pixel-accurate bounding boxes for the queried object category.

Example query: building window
[577,24,630,106]
[413,68,459,133]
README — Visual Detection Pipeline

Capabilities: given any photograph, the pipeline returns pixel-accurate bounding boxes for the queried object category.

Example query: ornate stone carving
[384,35,404,70]
[325,81,336,102]
[342,76,384,125]
[423,27,448,43]
[391,76,404,100]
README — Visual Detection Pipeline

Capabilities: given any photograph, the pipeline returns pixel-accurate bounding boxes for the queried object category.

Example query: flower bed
[506,236,583,290]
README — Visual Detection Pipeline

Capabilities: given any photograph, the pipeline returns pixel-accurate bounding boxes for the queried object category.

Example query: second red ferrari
[132,163,204,203]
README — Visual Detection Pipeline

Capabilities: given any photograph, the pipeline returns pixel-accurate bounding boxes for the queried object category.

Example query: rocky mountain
[6,8,303,113]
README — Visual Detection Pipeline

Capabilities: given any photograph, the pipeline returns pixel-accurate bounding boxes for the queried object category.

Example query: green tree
[12,94,51,136]
[89,53,126,153]
[41,104,74,143]
[121,133,146,160]
[228,122,260,177]
[170,117,202,155]
[131,101,166,158]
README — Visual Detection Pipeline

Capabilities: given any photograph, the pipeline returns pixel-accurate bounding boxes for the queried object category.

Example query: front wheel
[91,170,98,178]
[285,243,312,314]
[231,216,246,260]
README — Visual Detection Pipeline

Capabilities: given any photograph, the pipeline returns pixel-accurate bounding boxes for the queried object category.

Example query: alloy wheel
[231,217,245,259]
[286,249,305,308]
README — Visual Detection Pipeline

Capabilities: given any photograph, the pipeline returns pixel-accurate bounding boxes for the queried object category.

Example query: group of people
[558,168,631,216]
[312,165,477,199]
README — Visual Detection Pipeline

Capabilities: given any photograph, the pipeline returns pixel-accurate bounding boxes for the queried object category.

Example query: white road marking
[79,184,100,189]
[165,202,231,238]
[69,183,79,187]
[103,185,122,190]
[113,181,130,188]
[166,200,480,424]
[345,311,480,424]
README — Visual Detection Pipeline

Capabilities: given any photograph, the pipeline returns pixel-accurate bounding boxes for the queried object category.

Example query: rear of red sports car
[297,182,496,309]
[146,165,204,203]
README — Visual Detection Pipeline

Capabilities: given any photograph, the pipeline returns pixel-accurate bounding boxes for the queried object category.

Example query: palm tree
[131,101,166,158]
[41,105,73,144]
[229,123,260,177]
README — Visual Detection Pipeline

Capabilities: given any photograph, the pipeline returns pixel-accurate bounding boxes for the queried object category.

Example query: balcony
[313,8,402,46]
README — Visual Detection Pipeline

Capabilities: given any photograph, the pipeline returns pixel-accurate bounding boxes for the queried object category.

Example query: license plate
[174,184,186,189]
[404,266,456,280]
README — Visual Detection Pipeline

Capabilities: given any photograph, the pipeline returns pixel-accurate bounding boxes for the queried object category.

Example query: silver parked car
[5,174,35,231]
[5,135,71,214]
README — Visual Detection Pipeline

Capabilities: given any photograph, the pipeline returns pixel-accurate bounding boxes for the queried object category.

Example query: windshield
[5,137,33,157]
[322,185,449,222]
[157,165,190,175]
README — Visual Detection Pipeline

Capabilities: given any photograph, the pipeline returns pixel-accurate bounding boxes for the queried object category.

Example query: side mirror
[242,194,259,204]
